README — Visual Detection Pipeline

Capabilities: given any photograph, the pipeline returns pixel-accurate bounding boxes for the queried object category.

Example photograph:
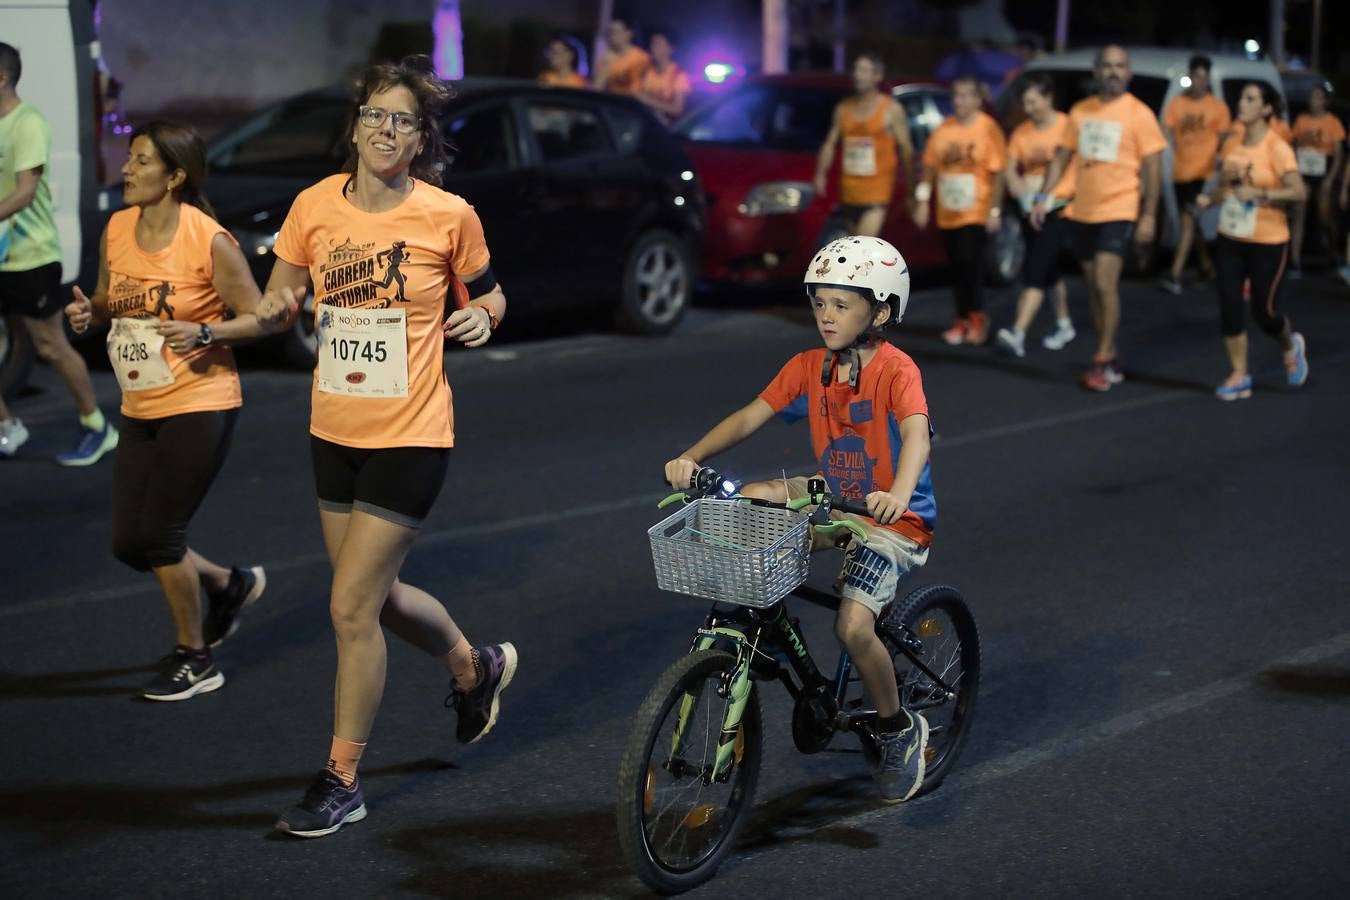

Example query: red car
[676,73,954,288]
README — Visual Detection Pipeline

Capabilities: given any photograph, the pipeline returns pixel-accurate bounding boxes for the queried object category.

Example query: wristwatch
[197,324,214,347]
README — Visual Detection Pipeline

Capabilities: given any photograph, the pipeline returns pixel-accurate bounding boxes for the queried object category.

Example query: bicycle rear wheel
[616,649,763,894]
[879,584,980,796]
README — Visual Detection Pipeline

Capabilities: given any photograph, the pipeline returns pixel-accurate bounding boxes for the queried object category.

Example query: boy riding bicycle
[664,236,936,803]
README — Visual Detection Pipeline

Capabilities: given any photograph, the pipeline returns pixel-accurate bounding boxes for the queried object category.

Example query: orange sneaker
[941,318,969,345]
[965,312,990,345]
[1082,358,1123,392]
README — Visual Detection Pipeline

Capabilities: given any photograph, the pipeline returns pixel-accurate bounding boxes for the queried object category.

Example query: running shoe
[1042,321,1077,351]
[445,642,518,744]
[965,312,990,346]
[1082,359,1124,392]
[57,421,118,467]
[275,771,367,838]
[872,709,929,804]
[1215,375,1253,401]
[940,318,969,345]
[142,647,224,701]
[1285,332,1309,387]
[1159,275,1184,295]
[0,418,29,458]
[203,565,267,647]
[995,328,1025,358]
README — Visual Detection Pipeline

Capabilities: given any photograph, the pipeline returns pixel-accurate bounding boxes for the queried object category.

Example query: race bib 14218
[107,317,175,392]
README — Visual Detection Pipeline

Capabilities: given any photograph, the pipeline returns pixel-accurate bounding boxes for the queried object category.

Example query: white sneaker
[1042,323,1077,351]
[0,418,29,458]
[995,328,1026,358]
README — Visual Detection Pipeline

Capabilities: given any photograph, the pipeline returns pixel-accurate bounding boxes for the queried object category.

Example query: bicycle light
[720,480,738,497]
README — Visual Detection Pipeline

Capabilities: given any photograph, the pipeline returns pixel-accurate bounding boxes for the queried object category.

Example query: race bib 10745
[316,305,409,398]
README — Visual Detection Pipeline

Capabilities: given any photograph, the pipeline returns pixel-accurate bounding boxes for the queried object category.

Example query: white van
[0,0,102,397]
[996,47,1288,272]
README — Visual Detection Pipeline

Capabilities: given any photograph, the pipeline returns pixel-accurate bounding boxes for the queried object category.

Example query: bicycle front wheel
[616,649,763,894]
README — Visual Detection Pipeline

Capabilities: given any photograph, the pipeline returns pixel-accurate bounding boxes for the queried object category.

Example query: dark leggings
[940,225,988,316]
[1214,237,1290,339]
[111,409,238,571]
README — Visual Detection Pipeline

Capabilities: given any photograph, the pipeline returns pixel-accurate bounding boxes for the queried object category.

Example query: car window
[765,88,842,151]
[678,85,776,145]
[899,90,949,158]
[445,105,517,175]
[526,103,612,163]
[603,106,644,155]
[208,97,348,176]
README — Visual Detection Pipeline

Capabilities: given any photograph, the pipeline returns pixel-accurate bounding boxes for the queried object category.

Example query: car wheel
[985,207,1025,286]
[0,315,36,400]
[282,290,318,369]
[615,229,692,334]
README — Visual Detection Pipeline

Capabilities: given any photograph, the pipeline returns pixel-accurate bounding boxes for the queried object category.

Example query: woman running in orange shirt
[63,122,268,700]
[638,30,693,126]
[1289,84,1346,275]
[1196,82,1310,399]
[539,36,588,89]
[254,56,514,839]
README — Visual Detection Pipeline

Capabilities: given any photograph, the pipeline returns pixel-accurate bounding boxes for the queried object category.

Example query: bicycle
[616,467,981,893]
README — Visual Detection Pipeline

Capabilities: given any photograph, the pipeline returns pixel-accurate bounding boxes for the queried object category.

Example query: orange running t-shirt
[600,46,651,95]
[922,111,1007,229]
[1163,92,1232,182]
[1233,117,1294,145]
[274,175,490,449]
[1009,112,1075,201]
[640,63,692,124]
[1291,112,1346,178]
[838,95,900,207]
[539,70,588,89]
[1061,92,1167,224]
[1216,129,1299,245]
[758,342,935,546]
[104,204,242,419]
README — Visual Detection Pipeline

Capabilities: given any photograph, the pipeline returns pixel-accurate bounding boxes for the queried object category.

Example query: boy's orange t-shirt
[539,71,588,89]
[274,175,490,449]
[1061,92,1167,224]
[1163,92,1232,182]
[601,46,651,95]
[922,111,1007,229]
[758,342,936,547]
[1217,129,1299,245]
[104,203,242,419]
[838,96,900,207]
[1008,112,1075,200]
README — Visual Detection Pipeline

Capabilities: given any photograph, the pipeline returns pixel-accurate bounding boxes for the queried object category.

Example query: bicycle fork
[668,627,757,783]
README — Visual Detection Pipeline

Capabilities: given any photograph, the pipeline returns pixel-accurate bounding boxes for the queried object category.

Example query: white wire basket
[648,498,811,607]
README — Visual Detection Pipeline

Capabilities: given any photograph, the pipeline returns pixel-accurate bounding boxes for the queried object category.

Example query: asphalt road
[3,271,1349,898]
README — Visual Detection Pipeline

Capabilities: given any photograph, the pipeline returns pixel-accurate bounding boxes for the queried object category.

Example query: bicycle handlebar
[662,466,872,542]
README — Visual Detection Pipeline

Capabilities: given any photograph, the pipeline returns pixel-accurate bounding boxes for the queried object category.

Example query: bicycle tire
[616,649,763,894]
[881,584,980,797]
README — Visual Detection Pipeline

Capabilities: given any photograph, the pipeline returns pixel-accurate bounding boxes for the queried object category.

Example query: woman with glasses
[253,55,516,838]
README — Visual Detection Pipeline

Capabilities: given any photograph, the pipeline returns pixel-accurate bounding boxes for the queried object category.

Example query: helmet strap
[819,347,863,391]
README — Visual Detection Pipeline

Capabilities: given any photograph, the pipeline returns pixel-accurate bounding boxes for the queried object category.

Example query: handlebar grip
[832,497,871,517]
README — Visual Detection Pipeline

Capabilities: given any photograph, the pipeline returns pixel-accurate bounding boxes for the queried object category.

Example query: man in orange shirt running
[594,18,650,97]
[813,52,915,240]
[1033,45,1165,392]
[637,30,693,127]
[1161,55,1231,294]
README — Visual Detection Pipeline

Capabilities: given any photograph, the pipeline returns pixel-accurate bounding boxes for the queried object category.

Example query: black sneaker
[275,770,367,838]
[141,647,225,701]
[445,643,518,744]
[872,709,929,804]
[203,565,267,647]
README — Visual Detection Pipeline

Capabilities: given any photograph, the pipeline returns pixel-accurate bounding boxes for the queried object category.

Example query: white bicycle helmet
[804,236,911,325]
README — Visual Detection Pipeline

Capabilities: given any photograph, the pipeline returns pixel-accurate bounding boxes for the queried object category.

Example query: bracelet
[473,303,500,332]
[1033,192,1049,205]
[914,182,932,202]
[988,207,1002,218]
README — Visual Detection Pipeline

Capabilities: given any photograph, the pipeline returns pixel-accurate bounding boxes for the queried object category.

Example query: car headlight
[235,229,280,258]
[738,181,815,217]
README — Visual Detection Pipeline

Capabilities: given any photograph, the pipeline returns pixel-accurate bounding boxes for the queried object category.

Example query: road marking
[5,353,1346,619]
[804,627,1350,834]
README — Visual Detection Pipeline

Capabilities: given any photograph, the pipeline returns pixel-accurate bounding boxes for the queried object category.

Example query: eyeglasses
[358,105,421,135]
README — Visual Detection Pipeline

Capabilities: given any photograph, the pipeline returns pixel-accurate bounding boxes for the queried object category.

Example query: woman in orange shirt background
[539,36,588,89]
[637,30,693,126]
[254,56,514,839]
[1289,83,1345,276]
[1196,83,1310,399]
[64,122,269,701]
[594,17,651,96]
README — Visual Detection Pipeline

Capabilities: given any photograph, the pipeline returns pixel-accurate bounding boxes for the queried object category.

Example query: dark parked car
[205,77,705,364]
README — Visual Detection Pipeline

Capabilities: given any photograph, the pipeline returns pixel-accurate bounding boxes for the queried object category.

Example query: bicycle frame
[672,589,960,783]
